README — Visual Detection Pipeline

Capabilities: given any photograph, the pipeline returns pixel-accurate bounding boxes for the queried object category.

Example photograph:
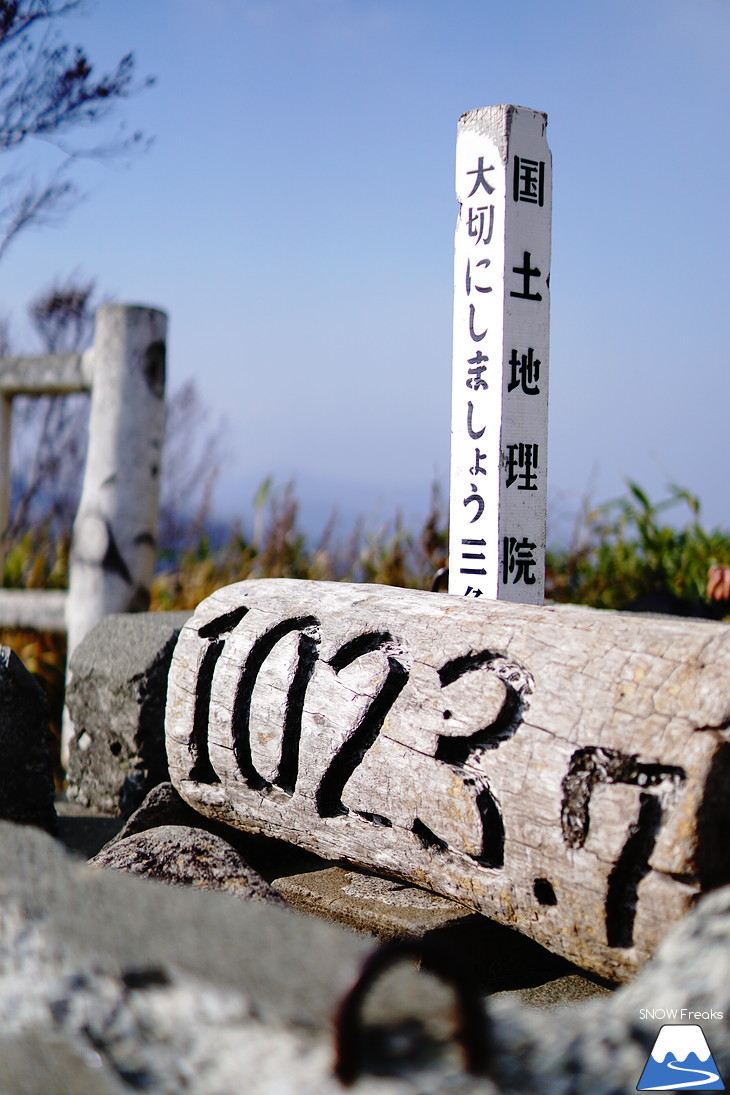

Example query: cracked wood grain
[165,579,730,982]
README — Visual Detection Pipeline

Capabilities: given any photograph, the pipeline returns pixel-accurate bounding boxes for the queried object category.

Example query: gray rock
[486,885,730,1093]
[0,820,434,1095]
[86,784,604,1004]
[273,864,602,1001]
[274,864,475,937]
[65,612,190,816]
[109,779,214,840]
[2,818,730,1094]
[0,646,55,832]
[71,779,233,861]
[90,824,288,904]
[0,1034,126,1095]
[0,821,368,1030]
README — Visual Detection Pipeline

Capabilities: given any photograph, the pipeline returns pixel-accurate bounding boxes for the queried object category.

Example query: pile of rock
[0,612,728,1094]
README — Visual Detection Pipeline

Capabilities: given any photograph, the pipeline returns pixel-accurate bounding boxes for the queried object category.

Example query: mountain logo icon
[637,1024,725,1090]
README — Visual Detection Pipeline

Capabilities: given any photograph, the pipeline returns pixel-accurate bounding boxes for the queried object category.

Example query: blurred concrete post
[64,304,167,762]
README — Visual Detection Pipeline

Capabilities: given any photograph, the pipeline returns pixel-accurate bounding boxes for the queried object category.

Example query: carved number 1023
[184,608,531,868]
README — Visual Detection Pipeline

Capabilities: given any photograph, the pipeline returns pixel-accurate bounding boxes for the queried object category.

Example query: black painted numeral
[232,616,320,793]
[561,746,686,947]
[186,606,250,783]
[316,633,409,818]
[413,649,531,867]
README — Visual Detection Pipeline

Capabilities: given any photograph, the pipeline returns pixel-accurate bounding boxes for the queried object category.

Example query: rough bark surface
[165,579,730,982]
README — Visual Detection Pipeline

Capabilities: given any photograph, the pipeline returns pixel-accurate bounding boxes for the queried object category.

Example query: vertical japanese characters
[449,106,551,603]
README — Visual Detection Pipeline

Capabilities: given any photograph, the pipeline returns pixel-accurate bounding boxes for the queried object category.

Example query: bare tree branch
[0,46,147,151]
[28,271,94,350]
[0,0,153,258]
[0,2,85,47]
[159,380,224,550]
[0,171,74,261]
[8,275,94,537]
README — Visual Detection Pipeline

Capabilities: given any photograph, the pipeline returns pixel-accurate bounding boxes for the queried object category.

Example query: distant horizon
[207,467,718,555]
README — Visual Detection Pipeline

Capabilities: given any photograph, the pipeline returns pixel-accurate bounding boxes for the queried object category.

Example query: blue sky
[2,0,729,542]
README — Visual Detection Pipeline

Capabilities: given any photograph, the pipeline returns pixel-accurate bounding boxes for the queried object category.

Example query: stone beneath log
[111,779,214,841]
[274,864,472,936]
[90,823,287,904]
[65,611,190,815]
[0,646,56,832]
[272,864,605,1002]
[87,782,601,1000]
[165,578,730,983]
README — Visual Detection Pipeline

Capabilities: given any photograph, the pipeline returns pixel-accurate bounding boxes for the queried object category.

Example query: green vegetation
[546,481,730,613]
[148,477,730,616]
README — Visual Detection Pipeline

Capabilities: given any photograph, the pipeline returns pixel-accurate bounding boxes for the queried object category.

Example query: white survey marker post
[448,105,551,603]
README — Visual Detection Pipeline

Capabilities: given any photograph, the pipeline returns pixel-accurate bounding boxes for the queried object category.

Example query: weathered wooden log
[165,579,730,982]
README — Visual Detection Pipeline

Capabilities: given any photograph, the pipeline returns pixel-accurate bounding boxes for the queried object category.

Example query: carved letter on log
[165,579,730,982]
